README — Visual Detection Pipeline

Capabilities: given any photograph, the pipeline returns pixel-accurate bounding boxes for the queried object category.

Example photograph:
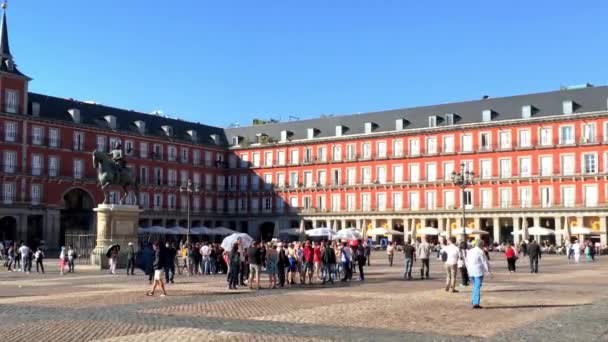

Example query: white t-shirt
[18,245,30,258]
[201,245,210,257]
[441,244,460,265]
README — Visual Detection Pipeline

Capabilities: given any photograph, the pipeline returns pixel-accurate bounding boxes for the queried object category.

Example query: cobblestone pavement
[1,252,607,341]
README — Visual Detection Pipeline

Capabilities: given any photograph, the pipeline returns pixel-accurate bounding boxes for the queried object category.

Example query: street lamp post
[451,163,474,243]
[180,179,198,244]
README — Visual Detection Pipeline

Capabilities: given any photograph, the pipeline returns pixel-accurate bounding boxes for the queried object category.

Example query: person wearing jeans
[466,240,491,309]
[441,237,460,293]
[402,240,416,280]
[416,238,431,279]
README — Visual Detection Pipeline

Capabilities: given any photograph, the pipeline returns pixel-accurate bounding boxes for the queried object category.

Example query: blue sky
[8,0,608,127]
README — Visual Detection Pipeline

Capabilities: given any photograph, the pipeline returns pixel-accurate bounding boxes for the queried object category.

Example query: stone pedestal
[91,204,142,269]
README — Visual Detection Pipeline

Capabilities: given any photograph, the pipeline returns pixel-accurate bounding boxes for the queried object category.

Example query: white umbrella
[209,227,237,235]
[570,226,596,235]
[367,227,404,236]
[305,227,333,237]
[418,227,439,235]
[280,228,301,236]
[527,227,555,236]
[221,233,254,251]
[191,226,212,235]
[333,228,362,240]
[166,226,189,235]
[139,226,167,234]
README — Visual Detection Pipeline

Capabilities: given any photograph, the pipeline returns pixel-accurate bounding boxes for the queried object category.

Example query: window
[377,166,387,184]
[539,127,552,146]
[3,151,16,173]
[559,126,574,145]
[377,193,387,211]
[362,143,371,159]
[32,154,43,176]
[443,190,455,209]
[461,134,472,152]
[73,132,85,151]
[304,171,313,187]
[518,157,531,177]
[4,122,16,142]
[317,195,326,210]
[240,174,249,190]
[426,137,437,155]
[500,188,511,208]
[48,156,58,177]
[408,192,419,210]
[168,146,177,162]
[582,123,596,143]
[180,170,189,186]
[425,192,435,209]
[216,175,226,191]
[331,169,340,186]
[181,148,189,163]
[48,128,59,148]
[408,139,420,156]
[139,167,148,185]
[332,145,342,161]
[443,135,454,153]
[522,105,532,118]
[317,170,326,186]
[393,192,402,210]
[409,164,419,182]
[482,110,492,122]
[518,129,531,148]
[73,159,84,179]
[562,100,574,115]
[303,148,312,163]
[392,139,403,157]
[331,194,341,212]
[3,182,15,204]
[289,172,298,188]
[584,185,598,207]
[561,155,575,176]
[154,168,163,186]
[264,197,272,211]
[346,168,356,185]
[361,193,371,211]
[480,160,492,179]
[275,197,283,211]
[463,190,473,209]
[583,153,597,174]
[252,152,261,167]
[445,113,454,126]
[395,119,405,130]
[335,125,343,137]
[346,144,356,160]
[519,187,531,208]
[318,147,327,162]
[32,126,43,145]
[277,173,285,187]
[364,122,373,134]
[425,163,436,182]
[376,142,387,158]
[264,151,273,166]
[139,142,148,159]
[479,133,491,151]
[428,116,437,127]
[125,140,134,156]
[289,197,298,211]
[540,156,552,176]
[167,194,176,210]
[277,150,286,165]
[192,150,200,165]
[393,165,403,183]
[540,187,552,208]
[562,186,575,207]
[346,194,356,212]
[499,131,511,149]
[499,159,511,178]
[96,136,106,152]
[362,167,372,184]
[31,184,41,205]
[5,89,18,113]
[443,161,454,180]
[480,189,491,209]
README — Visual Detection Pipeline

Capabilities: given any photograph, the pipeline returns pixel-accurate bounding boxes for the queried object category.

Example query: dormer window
[521,105,533,119]
[395,119,406,130]
[445,113,454,126]
[161,125,173,137]
[210,134,220,145]
[31,102,40,117]
[307,128,318,139]
[364,122,376,134]
[232,136,242,146]
[68,108,81,123]
[482,110,493,122]
[104,115,117,129]
[187,129,198,142]
[428,116,438,127]
[256,133,269,144]
[5,89,18,114]
[335,125,343,137]
[134,120,146,134]
[562,100,574,115]
[280,130,292,142]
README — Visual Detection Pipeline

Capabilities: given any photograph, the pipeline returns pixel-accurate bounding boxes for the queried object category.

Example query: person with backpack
[441,237,460,293]
[34,247,45,274]
[321,241,336,284]
[356,240,367,281]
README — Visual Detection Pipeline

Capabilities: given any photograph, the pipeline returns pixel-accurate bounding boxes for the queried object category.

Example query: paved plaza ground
[0,252,607,341]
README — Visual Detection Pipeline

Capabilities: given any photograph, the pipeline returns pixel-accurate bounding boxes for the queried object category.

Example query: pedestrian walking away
[417,237,431,279]
[403,240,416,280]
[147,241,167,297]
[126,242,136,275]
[505,242,517,273]
[466,240,492,309]
[67,245,77,273]
[441,237,460,293]
[387,242,395,267]
[34,247,45,274]
[248,241,262,290]
[527,239,541,273]
[458,241,469,287]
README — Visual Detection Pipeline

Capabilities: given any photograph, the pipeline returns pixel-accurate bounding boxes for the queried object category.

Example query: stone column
[493,217,500,244]
[274,219,280,238]
[312,219,318,229]
[404,218,411,241]
[532,216,540,242]
[513,216,521,244]
[474,216,481,231]
[555,216,563,245]
[576,215,585,242]
[341,219,347,230]
[388,218,394,242]
[600,216,607,247]
[438,217,445,242]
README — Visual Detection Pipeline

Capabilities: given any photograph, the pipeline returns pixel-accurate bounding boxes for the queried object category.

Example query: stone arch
[258,221,275,242]
[60,188,96,246]
[0,216,17,242]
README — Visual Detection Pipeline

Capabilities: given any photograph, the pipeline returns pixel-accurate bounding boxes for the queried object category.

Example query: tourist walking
[18,242,30,274]
[441,237,460,293]
[248,241,262,290]
[466,240,492,309]
[147,241,167,297]
[201,242,211,275]
[5,244,14,271]
[164,242,176,284]
[287,243,297,286]
[340,242,353,282]
[227,243,240,289]
[322,241,336,284]
[572,240,581,263]
[458,241,469,287]
[527,239,541,273]
[266,242,278,289]
[34,247,45,273]
[277,242,288,288]
[387,242,395,267]
[67,245,77,273]
[417,237,431,279]
[126,242,136,275]
[356,241,366,281]
[364,242,371,266]
[505,242,517,273]
[403,240,416,280]
[313,242,322,280]
[302,241,314,284]
[59,246,67,275]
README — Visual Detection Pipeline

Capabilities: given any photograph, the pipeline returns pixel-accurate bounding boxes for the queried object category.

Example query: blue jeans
[404,257,413,278]
[322,264,334,283]
[470,276,484,306]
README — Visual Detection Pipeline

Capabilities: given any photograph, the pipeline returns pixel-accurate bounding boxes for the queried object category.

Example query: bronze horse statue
[92,151,140,205]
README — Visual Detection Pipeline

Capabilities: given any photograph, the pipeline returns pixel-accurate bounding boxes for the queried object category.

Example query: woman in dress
[504,242,517,273]
[265,243,278,289]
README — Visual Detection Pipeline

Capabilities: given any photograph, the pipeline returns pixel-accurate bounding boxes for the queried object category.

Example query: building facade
[0,5,607,248]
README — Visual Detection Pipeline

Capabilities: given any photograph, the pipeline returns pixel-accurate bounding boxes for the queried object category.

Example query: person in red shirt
[505,243,517,273]
[302,241,315,285]
[313,242,322,281]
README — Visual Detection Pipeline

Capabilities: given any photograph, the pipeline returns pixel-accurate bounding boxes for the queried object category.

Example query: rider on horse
[108,142,126,173]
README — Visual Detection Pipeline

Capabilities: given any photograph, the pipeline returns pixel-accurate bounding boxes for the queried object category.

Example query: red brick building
[1,5,607,248]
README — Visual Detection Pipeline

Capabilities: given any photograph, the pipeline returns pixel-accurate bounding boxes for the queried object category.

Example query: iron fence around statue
[64,233,96,264]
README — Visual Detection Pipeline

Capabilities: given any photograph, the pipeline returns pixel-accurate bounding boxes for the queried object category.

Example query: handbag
[457,258,464,268]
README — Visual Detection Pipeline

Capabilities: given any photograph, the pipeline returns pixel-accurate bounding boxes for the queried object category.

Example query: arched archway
[258,222,275,242]
[60,188,95,246]
[0,216,17,242]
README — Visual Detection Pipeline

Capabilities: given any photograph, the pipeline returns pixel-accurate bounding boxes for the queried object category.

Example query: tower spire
[0,1,11,59]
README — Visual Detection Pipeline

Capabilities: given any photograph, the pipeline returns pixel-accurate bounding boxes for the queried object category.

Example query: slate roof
[28,93,228,147]
[223,85,608,145]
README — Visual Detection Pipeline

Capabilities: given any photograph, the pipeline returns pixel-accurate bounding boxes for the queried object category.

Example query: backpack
[441,251,448,262]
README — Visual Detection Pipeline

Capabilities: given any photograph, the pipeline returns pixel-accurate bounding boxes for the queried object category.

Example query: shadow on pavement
[483,303,592,309]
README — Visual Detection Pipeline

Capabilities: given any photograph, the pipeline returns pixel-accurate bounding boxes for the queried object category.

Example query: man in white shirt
[18,242,31,274]
[441,237,460,293]
[200,243,211,275]
[466,240,492,309]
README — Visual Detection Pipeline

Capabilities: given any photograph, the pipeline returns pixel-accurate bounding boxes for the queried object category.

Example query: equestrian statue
[92,142,140,205]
